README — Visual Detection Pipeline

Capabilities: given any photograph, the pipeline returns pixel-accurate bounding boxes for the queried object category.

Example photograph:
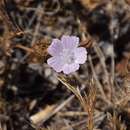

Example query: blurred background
[0,0,130,130]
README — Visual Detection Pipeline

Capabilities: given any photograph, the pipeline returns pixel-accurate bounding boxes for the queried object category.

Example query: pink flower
[47,35,87,74]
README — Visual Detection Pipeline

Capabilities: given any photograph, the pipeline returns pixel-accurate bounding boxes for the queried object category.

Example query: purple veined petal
[47,39,63,56]
[63,63,79,74]
[47,56,64,72]
[61,35,79,49]
[74,47,87,64]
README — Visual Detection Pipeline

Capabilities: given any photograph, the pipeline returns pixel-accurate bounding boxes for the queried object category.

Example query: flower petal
[74,47,87,64]
[47,56,64,72]
[61,35,79,49]
[63,63,79,74]
[47,39,62,56]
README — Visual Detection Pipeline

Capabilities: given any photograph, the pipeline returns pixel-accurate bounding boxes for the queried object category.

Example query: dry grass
[0,0,130,130]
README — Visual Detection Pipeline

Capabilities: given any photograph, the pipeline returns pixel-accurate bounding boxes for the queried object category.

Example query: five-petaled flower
[47,35,87,74]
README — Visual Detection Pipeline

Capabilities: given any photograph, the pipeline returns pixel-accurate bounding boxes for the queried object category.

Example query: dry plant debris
[0,0,130,130]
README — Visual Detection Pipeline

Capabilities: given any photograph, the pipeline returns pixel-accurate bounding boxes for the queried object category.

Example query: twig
[30,85,86,125]
[88,55,111,105]
[31,5,43,45]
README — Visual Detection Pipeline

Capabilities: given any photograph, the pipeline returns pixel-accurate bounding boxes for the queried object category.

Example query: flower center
[60,49,75,64]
